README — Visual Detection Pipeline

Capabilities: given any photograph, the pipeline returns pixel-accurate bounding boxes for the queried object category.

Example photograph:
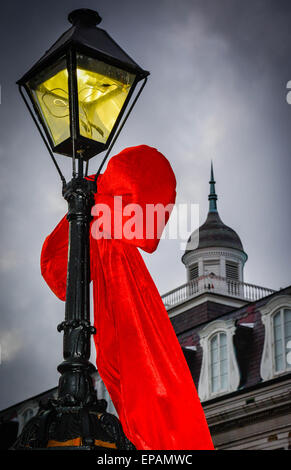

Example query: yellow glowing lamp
[17,9,149,160]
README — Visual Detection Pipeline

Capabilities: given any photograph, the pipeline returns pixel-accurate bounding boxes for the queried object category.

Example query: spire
[208,161,218,212]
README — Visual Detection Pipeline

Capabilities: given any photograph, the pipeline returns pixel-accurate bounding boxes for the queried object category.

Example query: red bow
[41,145,214,450]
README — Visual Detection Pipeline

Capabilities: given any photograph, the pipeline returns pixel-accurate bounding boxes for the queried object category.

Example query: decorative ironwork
[11,399,135,450]
[12,174,135,450]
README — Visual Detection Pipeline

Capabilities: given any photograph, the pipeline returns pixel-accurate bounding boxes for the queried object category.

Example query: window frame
[260,295,291,381]
[198,319,240,401]
[272,308,291,375]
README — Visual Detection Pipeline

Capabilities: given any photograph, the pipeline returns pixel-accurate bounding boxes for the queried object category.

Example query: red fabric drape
[41,145,214,450]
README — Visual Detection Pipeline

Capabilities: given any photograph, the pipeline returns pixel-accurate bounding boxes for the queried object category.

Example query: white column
[239,261,244,282]
[198,258,203,276]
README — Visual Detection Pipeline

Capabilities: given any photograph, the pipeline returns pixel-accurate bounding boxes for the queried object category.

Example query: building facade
[1,165,290,450]
[163,165,291,449]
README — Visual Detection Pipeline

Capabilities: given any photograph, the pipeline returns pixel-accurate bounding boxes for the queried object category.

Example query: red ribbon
[41,145,214,450]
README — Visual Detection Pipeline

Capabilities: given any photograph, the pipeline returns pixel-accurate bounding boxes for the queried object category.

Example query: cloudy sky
[1,0,291,410]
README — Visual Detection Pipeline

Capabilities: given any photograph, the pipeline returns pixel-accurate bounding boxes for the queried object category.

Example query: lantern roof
[17,9,149,85]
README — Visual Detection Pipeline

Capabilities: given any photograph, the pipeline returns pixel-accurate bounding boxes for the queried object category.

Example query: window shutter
[204,260,220,276]
[226,262,239,280]
[189,264,199,280]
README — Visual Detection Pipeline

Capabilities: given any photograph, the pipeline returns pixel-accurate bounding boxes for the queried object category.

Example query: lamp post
[13,9,149,450]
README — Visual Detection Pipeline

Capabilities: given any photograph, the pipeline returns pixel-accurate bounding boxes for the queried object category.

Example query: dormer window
[198,319,240,401]
[260,295,291,381]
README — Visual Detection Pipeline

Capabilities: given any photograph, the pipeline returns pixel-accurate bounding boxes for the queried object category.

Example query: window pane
[284,310,291,370]
[212,376,219,393]
[211,354,219,366]
[284,310,291,340]
[286,339,291,370]
[275,353,284,372]
[77,53,135,144]
[285,321,291,340]
[274,324,282,340]
[274,311,283,371]
[220,333,227,346]
[211,336,218,363]
[211,335,218,349]
[275,339,283,355]
[210,332,228,394]
[220,334,227,362]
[211,361,219,378]
[274,311,281,326]
[220,345,227,360]
[219,334,228,390]
[274,312,281,337]
[27,56,70,146]
[221,373,228,390]
[221,359,228,375]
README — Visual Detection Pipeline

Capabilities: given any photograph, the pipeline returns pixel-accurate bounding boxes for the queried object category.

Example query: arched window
[260,295,291,382]
[210,332,228,393]
[198,319,240,401]
[273,309,291,373]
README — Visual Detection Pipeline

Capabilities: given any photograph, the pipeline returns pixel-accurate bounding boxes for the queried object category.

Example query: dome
[184,211,245,254]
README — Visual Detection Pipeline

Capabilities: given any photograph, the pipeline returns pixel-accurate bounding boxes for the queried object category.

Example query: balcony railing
[161,274,276,309]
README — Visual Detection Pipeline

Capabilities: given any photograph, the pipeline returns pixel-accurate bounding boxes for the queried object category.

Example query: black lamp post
[13,9,149,450]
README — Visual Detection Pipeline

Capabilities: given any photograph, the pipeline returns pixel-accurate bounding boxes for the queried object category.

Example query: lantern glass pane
[27,57,70,146]
[76,54,136,144]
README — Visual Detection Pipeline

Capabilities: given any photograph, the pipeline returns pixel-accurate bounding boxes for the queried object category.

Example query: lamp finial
[68,9,102,27]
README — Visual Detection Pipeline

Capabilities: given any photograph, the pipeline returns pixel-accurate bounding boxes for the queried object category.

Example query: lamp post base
[11,397,135,450]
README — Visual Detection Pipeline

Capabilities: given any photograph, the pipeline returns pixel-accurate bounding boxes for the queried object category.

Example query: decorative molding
[203,376,291,449]
[260,295,291,317]
[183,246,247,269]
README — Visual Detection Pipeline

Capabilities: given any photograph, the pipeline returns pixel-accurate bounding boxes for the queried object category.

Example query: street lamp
[13,9,149,450]
[18,8,148,162]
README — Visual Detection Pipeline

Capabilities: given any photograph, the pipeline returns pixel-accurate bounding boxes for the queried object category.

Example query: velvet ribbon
[41,145,214,450]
